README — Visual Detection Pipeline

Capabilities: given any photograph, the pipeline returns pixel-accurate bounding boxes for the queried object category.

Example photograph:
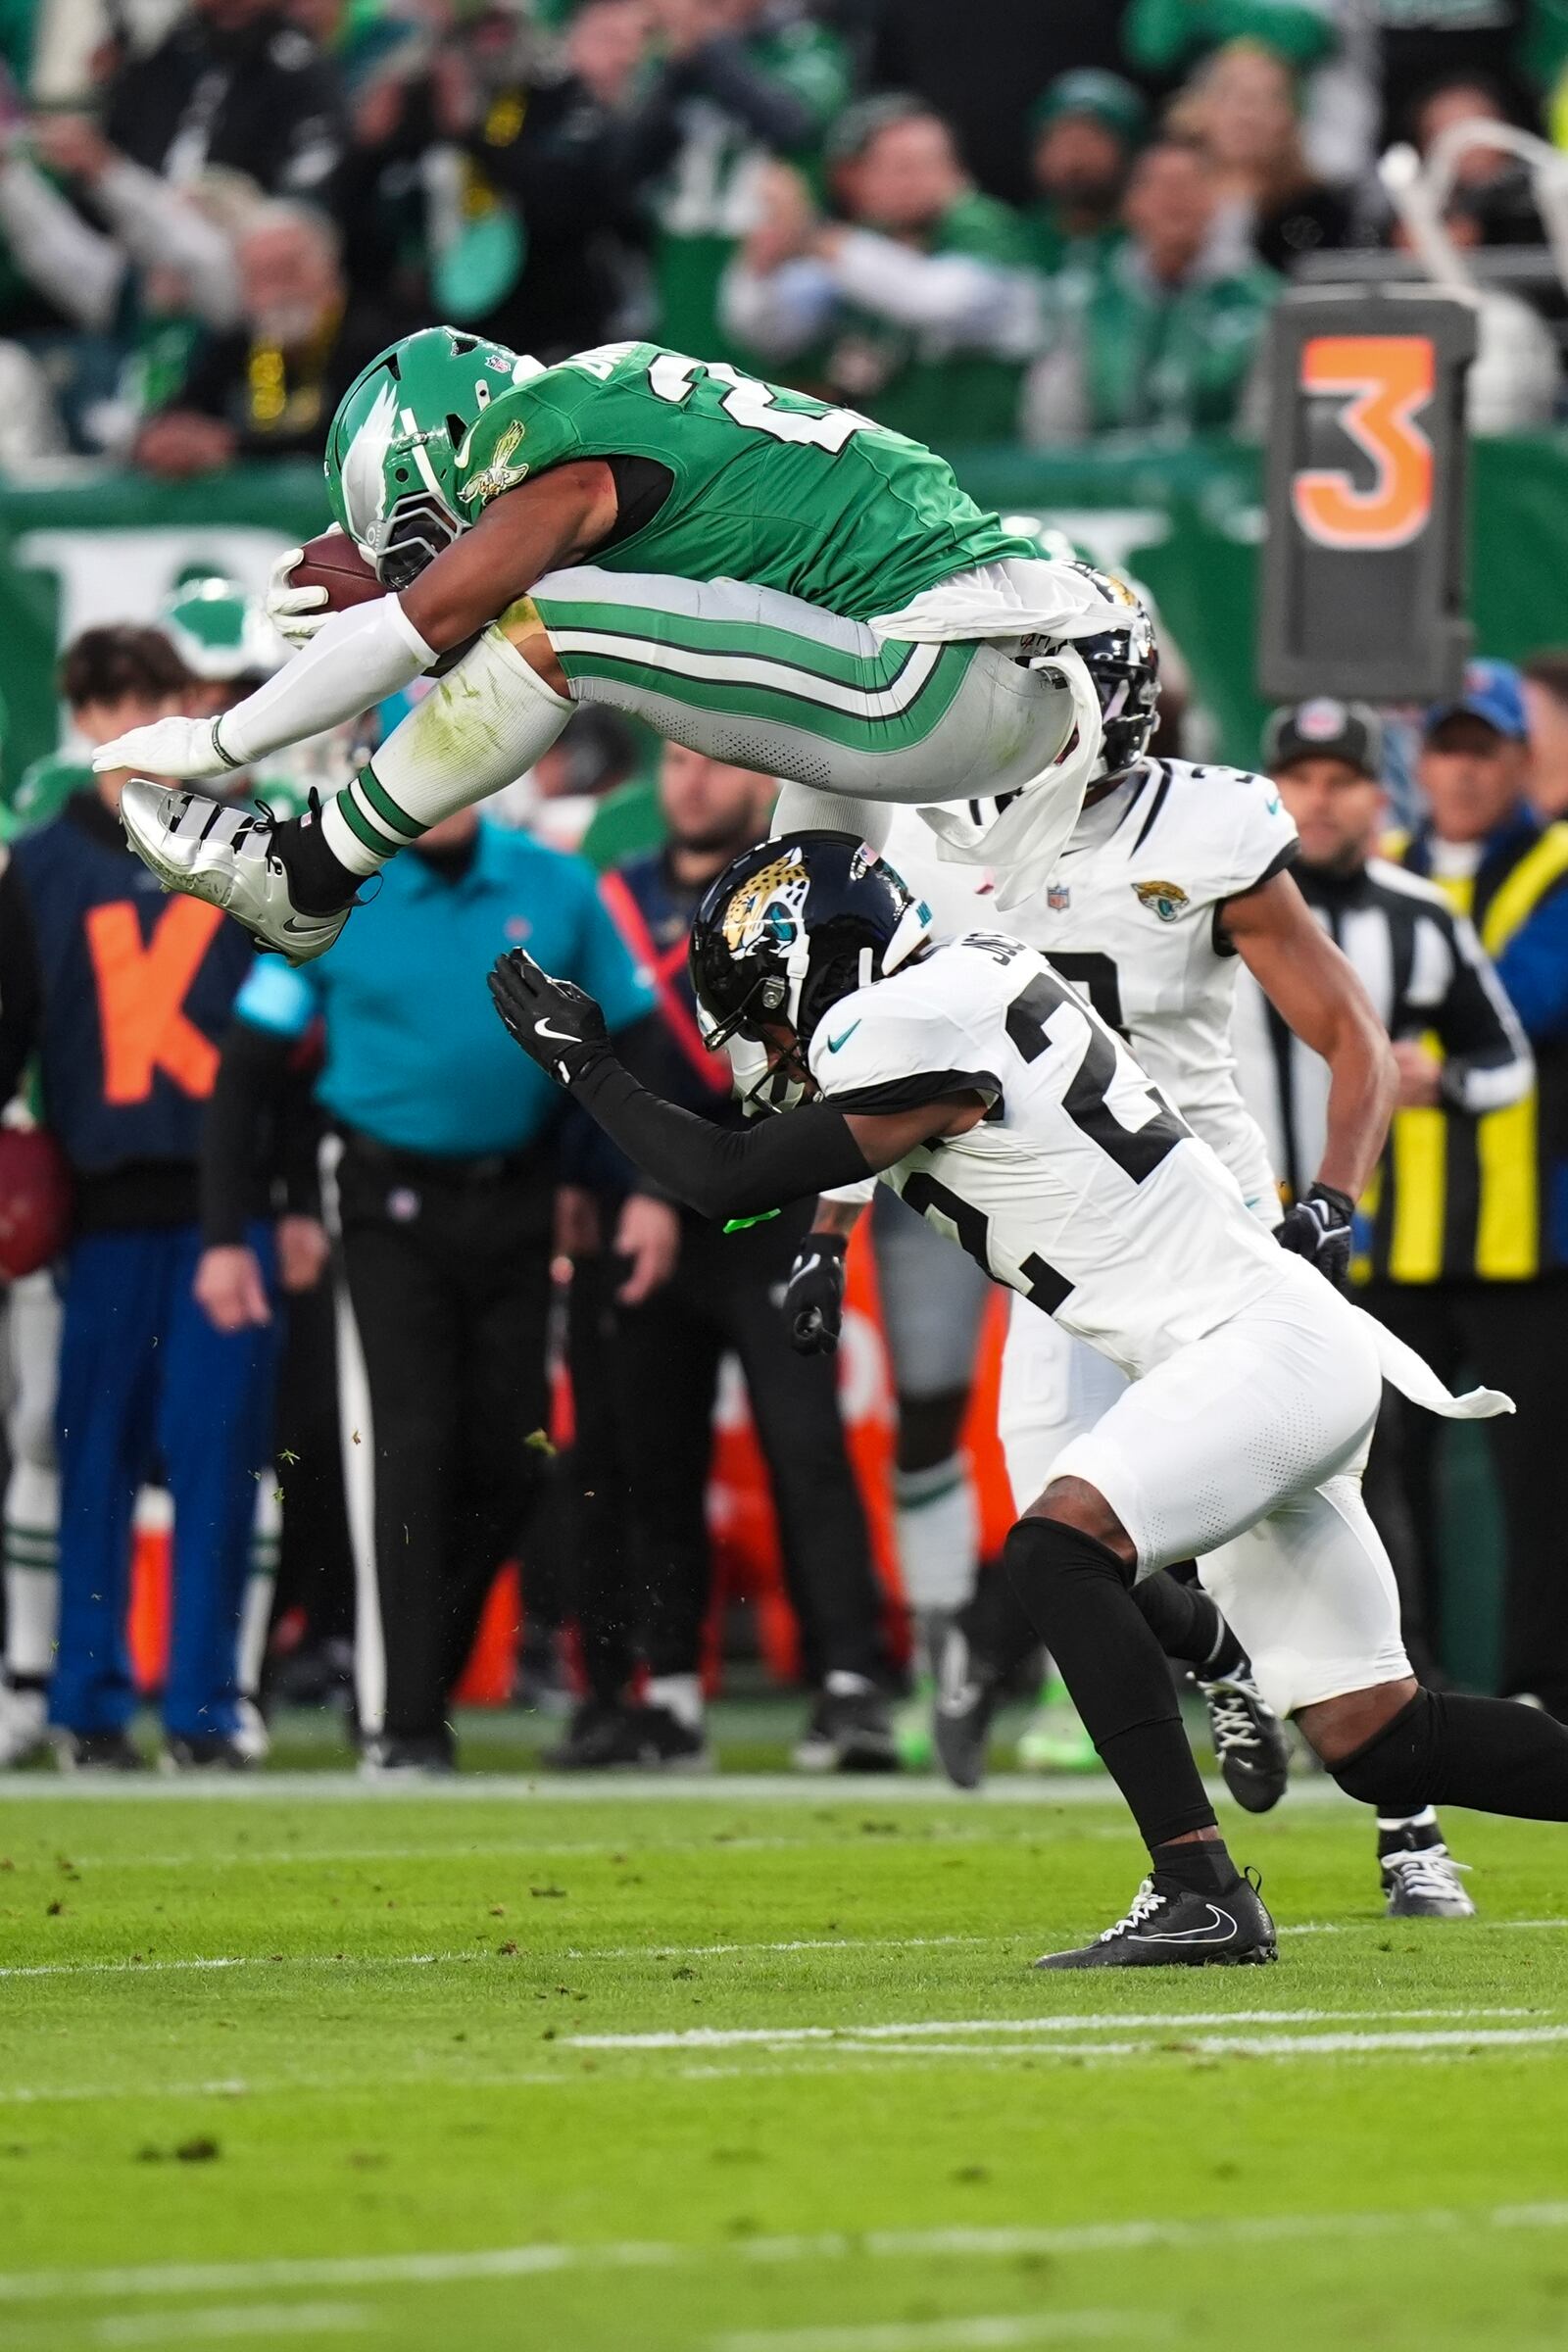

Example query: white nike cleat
[119,780,349,964]
[1381,1844,1477,1920]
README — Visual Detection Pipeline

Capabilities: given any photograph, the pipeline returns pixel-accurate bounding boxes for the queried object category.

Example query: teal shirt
[233,823,654,1157]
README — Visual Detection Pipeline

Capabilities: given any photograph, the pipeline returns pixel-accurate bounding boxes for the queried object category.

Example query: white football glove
[91,714,235,780]
[267,544,330,648]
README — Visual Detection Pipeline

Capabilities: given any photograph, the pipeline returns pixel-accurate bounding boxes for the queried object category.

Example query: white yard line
[5,2204,1568,2306]
[2,2008,1556,2107]
[564,2005,1536,2051]
[0,1935,1002,1984]
[94,2304,369,2345]
[711,2315,1141,2352]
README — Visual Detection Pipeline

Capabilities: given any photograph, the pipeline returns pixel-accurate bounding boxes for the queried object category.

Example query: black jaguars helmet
[1063,562,1160,788]
[689,832,931,1099]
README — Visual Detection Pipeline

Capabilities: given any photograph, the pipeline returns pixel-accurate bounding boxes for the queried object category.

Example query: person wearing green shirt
[1026,69,1147,282]
[1025,132,1280,444]
[640,0,850,362]
[721,95,1040,450]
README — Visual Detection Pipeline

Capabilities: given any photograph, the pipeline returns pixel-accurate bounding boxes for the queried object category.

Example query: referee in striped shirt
[1233,697,1536,1689]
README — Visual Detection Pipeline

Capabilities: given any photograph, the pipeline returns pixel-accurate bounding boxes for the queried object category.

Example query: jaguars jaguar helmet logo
[721,851,810,956]
[1133,879,1191,922]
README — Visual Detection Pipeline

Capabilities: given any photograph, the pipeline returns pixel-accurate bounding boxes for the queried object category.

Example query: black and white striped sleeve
[1431,909,1534,1115]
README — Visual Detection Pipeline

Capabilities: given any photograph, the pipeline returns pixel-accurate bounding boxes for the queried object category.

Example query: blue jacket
[0,796,253,1221]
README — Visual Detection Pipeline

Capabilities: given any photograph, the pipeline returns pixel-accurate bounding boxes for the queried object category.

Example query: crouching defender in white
[487,831,1565,1969]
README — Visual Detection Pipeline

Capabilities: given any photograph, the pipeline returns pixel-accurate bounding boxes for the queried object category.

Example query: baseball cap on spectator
[1422,658,1529,741]
[1030,71,1148,147]
[1263,698,1384,777]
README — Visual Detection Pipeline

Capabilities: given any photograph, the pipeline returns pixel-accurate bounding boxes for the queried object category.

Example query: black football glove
[781,1230,849,1355]
[488,949,610,1087]
[1276,1182,1354,1291]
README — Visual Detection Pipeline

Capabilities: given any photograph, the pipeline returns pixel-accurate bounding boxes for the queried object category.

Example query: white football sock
[4,1458,58,1682]
[894,1454,979,1619]
[771,783,892,853]
[320,624,573,877]
[238,1480,281,1701]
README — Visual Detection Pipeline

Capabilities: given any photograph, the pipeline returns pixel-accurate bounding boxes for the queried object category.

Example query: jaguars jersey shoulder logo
[461,419,528,506]
[1132,879,1191,923]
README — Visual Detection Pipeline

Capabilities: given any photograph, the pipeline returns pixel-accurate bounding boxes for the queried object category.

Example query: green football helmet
[324,324,545,588]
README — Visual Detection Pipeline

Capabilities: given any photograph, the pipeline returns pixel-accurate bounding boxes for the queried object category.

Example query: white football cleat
[0,1681,48,1768]
[120,780,349,964]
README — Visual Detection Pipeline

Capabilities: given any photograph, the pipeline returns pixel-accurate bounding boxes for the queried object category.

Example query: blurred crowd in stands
[5,0,1568,469]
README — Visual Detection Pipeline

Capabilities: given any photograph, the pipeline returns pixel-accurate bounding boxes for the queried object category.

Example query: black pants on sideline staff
[612,1200,887,1687]
[1362,1276,1568,1716]
[323,1129,554,1747]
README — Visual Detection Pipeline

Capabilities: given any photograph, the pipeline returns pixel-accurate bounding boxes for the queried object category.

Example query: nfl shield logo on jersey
[1133,879,1191,922]
[1047,882,1071,911]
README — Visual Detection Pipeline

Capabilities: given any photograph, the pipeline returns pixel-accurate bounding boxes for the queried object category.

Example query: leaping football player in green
[98,328,1121,961]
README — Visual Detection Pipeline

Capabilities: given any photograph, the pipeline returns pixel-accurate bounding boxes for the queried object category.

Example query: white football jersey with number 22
[807,930,1290,1384]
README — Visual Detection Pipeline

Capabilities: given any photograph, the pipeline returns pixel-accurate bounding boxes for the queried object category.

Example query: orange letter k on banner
[86,897,227,1104]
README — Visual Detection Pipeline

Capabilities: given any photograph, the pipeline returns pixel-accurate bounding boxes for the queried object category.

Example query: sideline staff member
[0,626,272,1770]
[200,804,654,1773]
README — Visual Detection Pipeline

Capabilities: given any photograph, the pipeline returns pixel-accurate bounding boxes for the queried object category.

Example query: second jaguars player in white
[784,578,1477,1918]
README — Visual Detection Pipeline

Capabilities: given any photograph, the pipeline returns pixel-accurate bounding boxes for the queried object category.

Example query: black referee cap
[1263,699,1384,779]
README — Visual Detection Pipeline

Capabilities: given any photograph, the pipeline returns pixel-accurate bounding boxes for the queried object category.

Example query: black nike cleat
[160,1734,256,1774]
[932,1619,1002,1791]
[793,1678,898,1773]
[56,1729,146,1773]
[1196,1668,1291,1814]
[359,1732,457,1780]
[550,1702,711,1773]
[1033,1868,1277,1969]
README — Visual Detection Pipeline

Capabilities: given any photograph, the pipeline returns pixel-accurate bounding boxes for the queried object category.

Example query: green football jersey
[458,339,1033,621]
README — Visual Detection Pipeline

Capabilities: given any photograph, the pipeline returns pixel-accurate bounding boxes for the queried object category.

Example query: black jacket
[105,9,345,199]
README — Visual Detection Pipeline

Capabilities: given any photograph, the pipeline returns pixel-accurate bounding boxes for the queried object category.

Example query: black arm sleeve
[200,1017,296,1249]
[0,858,42,1110]
[1428,910,1534,1116]
[571,1053,873,1221]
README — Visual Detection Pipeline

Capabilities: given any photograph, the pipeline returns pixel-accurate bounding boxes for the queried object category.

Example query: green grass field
[3,1757,1568,2352]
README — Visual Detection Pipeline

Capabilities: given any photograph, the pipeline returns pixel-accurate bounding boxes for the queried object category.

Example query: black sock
[1376,1806,1442,1859]
[274,810,360,915]
[1151,1837,1241,1895]
[1002,1515,1217,1849]
[1131,1569,1243,1676]
[1335,1688,1568,1821]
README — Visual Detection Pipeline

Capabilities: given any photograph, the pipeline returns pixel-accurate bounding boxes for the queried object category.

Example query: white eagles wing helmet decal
[339,378,400,552]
